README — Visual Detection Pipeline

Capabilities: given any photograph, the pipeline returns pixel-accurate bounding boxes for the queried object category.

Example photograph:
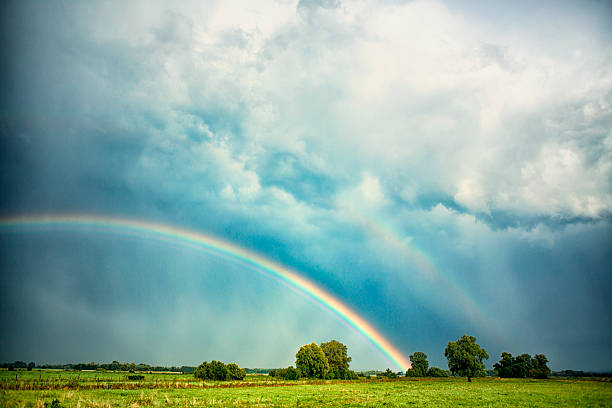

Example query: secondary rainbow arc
[0,214,411,371]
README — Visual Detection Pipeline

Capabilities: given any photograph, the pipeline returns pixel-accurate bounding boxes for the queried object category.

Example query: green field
[1,370,611,407]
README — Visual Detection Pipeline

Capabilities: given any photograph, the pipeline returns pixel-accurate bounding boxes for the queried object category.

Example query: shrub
[127,375,145,381]
[269,366,302,380]
[427,367,449,377]
[194,361,246,381]
[325,368,359,380]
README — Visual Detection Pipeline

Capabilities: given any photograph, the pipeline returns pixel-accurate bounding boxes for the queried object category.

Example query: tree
[405,352,428,377]
[444,334,489,382]
[226,363,246,380]
[513,354,532,378]
[227,363,245,380]
[194,361,211,380]
[209,360,229,381]
[530,354,550,379]
[320,340,352,379]
[494,352,550,379]
[493,352,514,378]
[27,362,35,371]
[296,342,329,379]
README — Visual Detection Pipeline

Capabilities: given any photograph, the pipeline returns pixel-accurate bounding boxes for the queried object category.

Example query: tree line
[405,334,551,382]
[493,352,550,379]
[0,360,194,373]
[1,334,556,382]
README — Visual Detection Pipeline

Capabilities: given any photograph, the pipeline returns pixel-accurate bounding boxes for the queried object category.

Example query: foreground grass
[1,372,611,407]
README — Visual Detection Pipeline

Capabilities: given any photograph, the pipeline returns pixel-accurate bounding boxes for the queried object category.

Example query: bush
[194,361,246,381]
[269,366,302,380]
[427,367,449,377]
[325,368,359,380]
[127,375,145,381]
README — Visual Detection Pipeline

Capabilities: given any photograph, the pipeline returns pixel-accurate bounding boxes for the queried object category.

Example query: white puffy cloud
[42,0,608,224]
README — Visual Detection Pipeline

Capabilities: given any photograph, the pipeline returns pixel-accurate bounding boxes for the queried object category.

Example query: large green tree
[296,342,329,379]
[444,334,489,382]
[405,352,428,377]
[320,340,352,379]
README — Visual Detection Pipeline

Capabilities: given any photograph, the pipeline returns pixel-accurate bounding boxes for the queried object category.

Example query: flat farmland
[1,371,611,407]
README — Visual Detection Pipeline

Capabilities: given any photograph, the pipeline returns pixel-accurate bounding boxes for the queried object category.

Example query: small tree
[296,342,329,379]
[405,352,428,377]
[444,334,489,382]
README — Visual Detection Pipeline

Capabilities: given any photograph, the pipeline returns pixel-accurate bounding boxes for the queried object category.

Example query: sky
[0,0,611,372]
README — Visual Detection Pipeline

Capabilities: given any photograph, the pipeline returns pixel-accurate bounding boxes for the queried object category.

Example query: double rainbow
[0,214,411,371]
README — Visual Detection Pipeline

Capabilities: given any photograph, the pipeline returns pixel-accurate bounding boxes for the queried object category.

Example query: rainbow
[0,214,411,371]
[346,204,501,340]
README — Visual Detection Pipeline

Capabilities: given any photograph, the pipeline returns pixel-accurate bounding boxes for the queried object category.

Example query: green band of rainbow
[0,214,411,371]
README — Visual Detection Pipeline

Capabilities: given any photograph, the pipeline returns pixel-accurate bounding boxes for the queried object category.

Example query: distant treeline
[3,360,610,378]
[0,361,195,373]
[244,368,273,374]
[551,370,612,378]
[0,360,275,376]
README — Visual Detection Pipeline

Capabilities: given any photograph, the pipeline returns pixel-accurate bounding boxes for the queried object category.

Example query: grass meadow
[1,370,611,407]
